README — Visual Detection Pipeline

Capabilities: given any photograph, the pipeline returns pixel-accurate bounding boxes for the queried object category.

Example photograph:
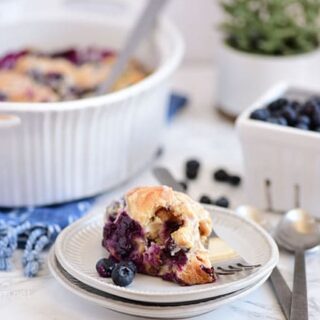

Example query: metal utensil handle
[153,167,185,193]
[291,249,308,320]
[269,267,291,320]
[98,0,169,94]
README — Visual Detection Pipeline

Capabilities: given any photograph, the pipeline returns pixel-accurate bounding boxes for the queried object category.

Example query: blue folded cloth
[0,197,95,277]
[0,92,188,278]
[167,92,188,121]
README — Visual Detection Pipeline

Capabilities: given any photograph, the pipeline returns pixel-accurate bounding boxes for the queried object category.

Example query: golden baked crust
[0,71,58,102]
[103,186,216,286]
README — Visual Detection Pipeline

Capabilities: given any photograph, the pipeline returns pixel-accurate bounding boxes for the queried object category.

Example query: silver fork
[152,167,261,276]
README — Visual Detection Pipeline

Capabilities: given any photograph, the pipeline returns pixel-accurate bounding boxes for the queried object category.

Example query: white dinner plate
[54,206,278,303]
[48,248,272,319]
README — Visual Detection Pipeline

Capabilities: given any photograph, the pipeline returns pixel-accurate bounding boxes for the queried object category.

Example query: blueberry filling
[103,211,144,261]
[201,265,216,278]
[103,207,193,284]
[0,47,146,102]
[0,92,7,101]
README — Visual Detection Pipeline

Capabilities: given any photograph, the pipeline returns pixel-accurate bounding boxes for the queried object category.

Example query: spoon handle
[291,249,308,320]
[98,0,168,94]
[269,267,291,320]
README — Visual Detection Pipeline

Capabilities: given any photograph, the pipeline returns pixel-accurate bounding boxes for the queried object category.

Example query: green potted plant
[216,0,320,117]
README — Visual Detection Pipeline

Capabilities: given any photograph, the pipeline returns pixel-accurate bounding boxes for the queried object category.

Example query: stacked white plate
[49,206,279,319]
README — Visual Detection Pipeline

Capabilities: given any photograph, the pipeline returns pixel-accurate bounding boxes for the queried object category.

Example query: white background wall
[0,0,222,63]
[126,0,223,63]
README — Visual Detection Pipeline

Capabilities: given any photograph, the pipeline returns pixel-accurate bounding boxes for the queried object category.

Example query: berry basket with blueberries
[237,83,320,218]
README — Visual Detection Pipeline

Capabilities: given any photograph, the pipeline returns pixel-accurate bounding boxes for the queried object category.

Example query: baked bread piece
[102,186,216,286]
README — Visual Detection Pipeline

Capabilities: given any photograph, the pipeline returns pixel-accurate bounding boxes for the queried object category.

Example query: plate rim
[54,205,279,303]
[48,248,272,319]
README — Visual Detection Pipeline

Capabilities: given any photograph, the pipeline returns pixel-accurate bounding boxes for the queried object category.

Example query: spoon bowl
[275,208,320,320]
[275,208,320,252]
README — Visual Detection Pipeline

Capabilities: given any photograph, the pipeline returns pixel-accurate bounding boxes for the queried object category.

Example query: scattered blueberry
[214,197,230,208]
[199,195,212,204]
[213,169,229,182]
[96,257,117,278]
[111,262,135,287]
[250,108,270,121]
[185,159,200,180]
[229,175,241,186]
[179,181,188,192]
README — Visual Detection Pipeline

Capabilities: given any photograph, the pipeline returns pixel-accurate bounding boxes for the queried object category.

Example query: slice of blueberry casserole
[97,186,216,286]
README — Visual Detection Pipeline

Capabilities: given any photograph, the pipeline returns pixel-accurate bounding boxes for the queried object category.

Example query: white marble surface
[1,64,320,319]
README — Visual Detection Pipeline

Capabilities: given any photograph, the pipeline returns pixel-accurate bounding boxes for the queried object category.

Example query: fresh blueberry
[277,116,288,126]
[291,101,302,110]
[282,106,297,125]
[214,197,230,208]
[312,111,320,127]
[96,257,117,278]
[199,195,212,204]
[179,181,188,192]
[267,117,281,125]
[302,100,319,117]
[228,175,241,186]
[295,123,309,131]
[125,261,137,274]
[267,98,288,112]
[186,159,200,170]
[213,169,229,182]
[111,262,135,287]
[250,108,270,121]
[297,115,310,126]
[185,159,200,180]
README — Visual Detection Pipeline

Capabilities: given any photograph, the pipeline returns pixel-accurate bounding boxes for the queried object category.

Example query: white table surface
[1,63,320,320]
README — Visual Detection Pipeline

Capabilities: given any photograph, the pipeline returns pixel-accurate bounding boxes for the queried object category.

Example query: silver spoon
[274,208,320,320]
[235,205,291,320]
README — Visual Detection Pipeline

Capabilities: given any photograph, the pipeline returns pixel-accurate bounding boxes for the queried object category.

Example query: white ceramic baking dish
[237,83,320,218]
[0,9,184,207]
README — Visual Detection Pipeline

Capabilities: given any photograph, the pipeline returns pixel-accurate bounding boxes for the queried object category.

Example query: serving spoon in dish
[97,0,169,94]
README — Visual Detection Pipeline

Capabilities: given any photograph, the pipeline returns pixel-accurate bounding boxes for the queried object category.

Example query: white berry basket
[0,4,184,207]
[236,83,320,218]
